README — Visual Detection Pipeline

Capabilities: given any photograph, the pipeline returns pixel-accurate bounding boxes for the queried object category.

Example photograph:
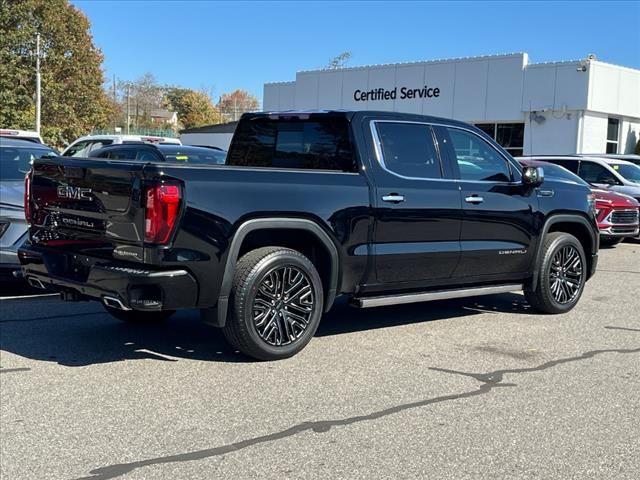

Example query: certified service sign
[353,86,440,102]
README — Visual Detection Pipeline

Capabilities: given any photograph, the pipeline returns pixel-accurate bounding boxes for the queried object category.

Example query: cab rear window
[227,117,356,172]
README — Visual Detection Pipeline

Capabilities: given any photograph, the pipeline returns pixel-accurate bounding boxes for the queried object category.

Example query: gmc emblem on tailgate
[57,185,92,200]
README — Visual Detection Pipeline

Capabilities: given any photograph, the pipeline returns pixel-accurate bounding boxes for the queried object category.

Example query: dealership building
[262,53,640,156]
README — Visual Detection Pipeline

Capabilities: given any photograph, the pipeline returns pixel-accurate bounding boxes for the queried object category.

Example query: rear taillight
[24,171,32,223]
[144,183,181,244]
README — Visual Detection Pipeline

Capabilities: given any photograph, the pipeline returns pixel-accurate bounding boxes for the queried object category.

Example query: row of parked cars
[1,125,639,284]
[0,130,227,280]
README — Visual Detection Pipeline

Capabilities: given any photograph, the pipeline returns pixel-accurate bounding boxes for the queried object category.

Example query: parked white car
[0,129,43,144]
[62,134,181,157]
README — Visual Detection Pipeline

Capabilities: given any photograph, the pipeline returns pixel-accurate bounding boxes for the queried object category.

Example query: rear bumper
[19,244,198,311]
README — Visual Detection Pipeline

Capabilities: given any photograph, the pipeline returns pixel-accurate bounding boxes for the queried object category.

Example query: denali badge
[499,249,527,255]
[57,185,92,200]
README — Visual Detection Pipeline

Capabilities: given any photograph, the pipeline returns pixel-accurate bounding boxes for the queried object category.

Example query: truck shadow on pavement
[0,293,531,367]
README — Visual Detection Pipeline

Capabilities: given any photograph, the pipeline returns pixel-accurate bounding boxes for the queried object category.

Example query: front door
[368,120,462,290]
[438,126,537,279]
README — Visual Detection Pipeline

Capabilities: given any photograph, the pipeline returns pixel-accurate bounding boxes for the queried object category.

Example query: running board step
[354,284,523,308]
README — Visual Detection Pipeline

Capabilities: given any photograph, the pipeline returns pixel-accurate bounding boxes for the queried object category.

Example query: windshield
[540,163,589,186]
[159,146,226,164]
[0,146,57,180]
[611,163,640,183]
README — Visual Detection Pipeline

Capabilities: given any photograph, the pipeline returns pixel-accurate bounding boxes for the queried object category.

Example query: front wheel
[525,232,586,314]
[223,247,324,361]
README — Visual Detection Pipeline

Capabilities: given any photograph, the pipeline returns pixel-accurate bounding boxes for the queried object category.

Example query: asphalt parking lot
[1,241,639,480]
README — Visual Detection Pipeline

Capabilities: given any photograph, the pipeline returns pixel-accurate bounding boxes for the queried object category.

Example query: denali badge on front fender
[57,185,92,200]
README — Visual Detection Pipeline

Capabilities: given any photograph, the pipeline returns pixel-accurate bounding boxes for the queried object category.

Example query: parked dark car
[0,138,57,279]
[20,111,599,360]
[89,143,226,164]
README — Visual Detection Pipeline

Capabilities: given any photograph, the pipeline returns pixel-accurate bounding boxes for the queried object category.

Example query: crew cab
[20,111,599,360]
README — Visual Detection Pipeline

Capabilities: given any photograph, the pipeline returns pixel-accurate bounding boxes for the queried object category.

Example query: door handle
[464,195,484,204]
[382,194,405,203]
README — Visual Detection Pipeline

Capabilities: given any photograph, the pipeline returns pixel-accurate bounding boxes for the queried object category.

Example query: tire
[223,247,324,361]
[525,232,587,314]
[104,305,175,323]
[600,237,623,247]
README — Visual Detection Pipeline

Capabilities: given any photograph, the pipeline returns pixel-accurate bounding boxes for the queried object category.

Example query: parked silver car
[0,138,57,280]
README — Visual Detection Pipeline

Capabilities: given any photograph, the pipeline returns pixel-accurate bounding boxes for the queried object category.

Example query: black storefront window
[474,123,524,157]
[606,118,619,154]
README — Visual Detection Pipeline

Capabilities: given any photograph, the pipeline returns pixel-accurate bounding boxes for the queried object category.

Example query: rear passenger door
[438,126,536,278]
[368,120,462,288]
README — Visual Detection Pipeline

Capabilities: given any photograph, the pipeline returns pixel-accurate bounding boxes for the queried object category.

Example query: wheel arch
[212,218,340,327]
[530,214,598,289]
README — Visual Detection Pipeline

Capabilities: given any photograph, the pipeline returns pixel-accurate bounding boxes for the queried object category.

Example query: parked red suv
[518,159,639,246]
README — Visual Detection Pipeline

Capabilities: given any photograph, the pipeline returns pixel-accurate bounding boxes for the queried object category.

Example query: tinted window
[0,146,57,180]
[159,146,226,165]
[578,162,617,184]
[137,150,161,162]
[227,117,356,172]
[547,159,579,174]
[106,149,137,160]
[447,128,512,182]
[375,122,441,178]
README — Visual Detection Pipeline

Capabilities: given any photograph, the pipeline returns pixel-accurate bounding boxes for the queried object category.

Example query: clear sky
[73,0,640,103]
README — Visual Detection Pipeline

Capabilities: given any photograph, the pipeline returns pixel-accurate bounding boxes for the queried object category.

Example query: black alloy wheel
[223,247,324,360]
[253,265,314,347]
[548,245,583,304]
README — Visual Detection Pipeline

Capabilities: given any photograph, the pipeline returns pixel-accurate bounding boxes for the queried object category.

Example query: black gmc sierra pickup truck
[20,111,599,360]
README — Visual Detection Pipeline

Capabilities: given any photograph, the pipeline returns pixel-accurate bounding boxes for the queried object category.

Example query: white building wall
[524,113,580,155]
[263,53,640,155]
[620,118,640,154]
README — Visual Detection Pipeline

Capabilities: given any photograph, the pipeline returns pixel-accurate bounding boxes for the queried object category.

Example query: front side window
[606,118,619,154]
[64,141,91,157]
[611,163,640,184]
[447,128,512,182]
[375,122,441,179]
[578,162,618,185]
[227,117,356,172]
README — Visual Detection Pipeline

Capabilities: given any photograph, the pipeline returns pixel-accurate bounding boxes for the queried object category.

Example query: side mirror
[522,166,544,186]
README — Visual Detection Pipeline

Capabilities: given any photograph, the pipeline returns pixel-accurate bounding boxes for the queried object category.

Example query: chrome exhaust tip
[27,277,46,290]
[102,296,132,311]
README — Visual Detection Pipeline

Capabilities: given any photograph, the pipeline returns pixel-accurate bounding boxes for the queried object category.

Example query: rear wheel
[525,232,586,314]
[104,306,174,323]
[223,247,323,361]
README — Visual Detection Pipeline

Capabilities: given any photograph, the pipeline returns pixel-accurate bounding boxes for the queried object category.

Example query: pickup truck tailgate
[27,156,146,261]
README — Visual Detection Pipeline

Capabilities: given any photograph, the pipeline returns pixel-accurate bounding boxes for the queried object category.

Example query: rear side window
[375,122,441,179]
[106,148,137,160]
[227,117,356,172]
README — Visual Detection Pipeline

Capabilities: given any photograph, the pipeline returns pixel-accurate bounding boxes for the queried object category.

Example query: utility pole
[35,33,41,134]
[112,74,117,133]
[126,84,131,134]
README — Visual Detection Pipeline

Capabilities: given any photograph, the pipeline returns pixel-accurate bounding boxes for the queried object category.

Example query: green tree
[326,51,352,69]
[165,88,223,129]
[635,139,640,155]
[0,0,112,146]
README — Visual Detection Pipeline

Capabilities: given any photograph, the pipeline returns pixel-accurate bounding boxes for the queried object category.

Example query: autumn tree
[165,88,223,129]
[0,0,113,146]
[217,89,260,121]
